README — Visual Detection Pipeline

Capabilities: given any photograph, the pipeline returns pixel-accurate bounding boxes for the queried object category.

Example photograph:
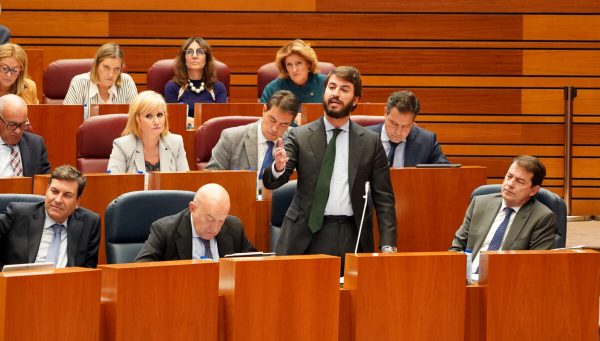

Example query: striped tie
[6,144,23,176]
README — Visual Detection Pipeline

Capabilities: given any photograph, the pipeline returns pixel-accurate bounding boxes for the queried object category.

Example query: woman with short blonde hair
[107,91,189,173]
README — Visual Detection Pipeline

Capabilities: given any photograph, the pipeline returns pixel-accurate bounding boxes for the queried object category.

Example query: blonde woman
[260,39,325,104]
[107,91,189,173]
[64,42,137,104]
[0,43,39,104]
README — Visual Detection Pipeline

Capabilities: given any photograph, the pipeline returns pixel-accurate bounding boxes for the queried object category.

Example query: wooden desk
[0,267,101,341]
[33,173,145,264]
[195,103,264,127]
[390,166,487,251]
[0,176,32,194]
[147,170,259,248]
[219,255,340,341]
[344,252,465,341]
[28,104,84,169]
[478,250,600,340]
[100,260,219,341]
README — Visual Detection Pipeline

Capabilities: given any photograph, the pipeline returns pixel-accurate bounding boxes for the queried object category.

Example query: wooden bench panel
[572,200,600,215]
[316,0,600,13]
[3,0,316,11]
[523,50,600,76]
[524,15,600,40]
[452,157,563,179]
[108,13,523,40]
[442,145,563,157]
[574,89,600,115]
[3,11,108,37]
[573,125,600,144]
[425,123,564,144]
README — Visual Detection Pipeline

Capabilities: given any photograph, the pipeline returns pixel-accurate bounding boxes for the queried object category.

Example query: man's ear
[529,185,541,197]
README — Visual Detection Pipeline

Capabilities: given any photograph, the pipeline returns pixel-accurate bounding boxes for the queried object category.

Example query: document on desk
[223,252,276,258]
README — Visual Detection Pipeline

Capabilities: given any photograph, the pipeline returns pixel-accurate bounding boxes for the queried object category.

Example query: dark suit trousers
[306,215,357,275]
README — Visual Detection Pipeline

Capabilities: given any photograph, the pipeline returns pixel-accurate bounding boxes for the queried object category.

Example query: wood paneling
[523,15,600,40]
[2,12,108,37]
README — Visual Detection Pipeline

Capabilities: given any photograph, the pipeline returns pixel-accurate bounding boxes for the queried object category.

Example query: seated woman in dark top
[260,39,326,105]
[164,37,227,121]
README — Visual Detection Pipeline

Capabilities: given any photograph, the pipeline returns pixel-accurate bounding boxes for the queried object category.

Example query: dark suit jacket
[0,202,101,268]
[0,25,10,44]
[134,208,256,262]
[368,123,448,167]
[19,132,51,176]
[263,117,397,255]
[449,193,556,257]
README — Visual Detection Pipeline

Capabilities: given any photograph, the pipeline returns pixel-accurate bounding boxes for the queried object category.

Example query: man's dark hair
[325,66,362,98]
[513,155,546,187]
[265,90,299,120]
[49,165,87,197]
[385,90,421,119]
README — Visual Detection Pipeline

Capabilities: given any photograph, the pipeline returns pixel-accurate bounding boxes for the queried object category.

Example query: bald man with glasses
[0,94,50,176]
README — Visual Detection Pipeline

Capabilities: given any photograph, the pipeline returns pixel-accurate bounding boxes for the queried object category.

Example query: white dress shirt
[0,137,21,176]
[471,200,522,274]
[191,214,219,261]
[380,127,406,168]
[35,214,69,268]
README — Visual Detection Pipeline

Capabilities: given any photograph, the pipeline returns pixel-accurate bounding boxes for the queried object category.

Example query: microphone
[354,181,370,254]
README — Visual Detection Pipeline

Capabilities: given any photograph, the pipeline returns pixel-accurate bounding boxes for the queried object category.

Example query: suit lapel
[348,121,365,194]
[28,205,46,263]
[244,122,259,170]
[66,209,84,266]
[215,225,234,257]
[403,126,418,167]
[472,195,502,256]
[158,137,173,171]
[18,135,32,176]
[503,199,535,249]
[134,138,145,172]
[307,118,327,166]
[175,211,193,259]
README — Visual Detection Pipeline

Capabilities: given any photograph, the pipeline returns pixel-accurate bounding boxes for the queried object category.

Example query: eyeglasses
[0,115,30,131]
[185,48,206,57]
[0,65,22,76]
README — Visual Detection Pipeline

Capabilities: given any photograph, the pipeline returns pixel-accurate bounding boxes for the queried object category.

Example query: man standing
[0,94,50,176]
[135,183,256,262]
[450,155,556,275]
[0,165,100,268]
[205,90,298,174]
[263,66,398,268]
[368,90,448,167]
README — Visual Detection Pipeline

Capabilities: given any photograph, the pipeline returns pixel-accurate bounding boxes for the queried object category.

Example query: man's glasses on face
[0,115,30,131]
[0,65,22,76]
[185,48,206,57]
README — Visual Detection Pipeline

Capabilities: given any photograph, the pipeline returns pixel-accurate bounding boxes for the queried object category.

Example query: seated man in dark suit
[450,155,556,276]
[135,183,256,262]
[0,94,51,176]
[368,90,448,167]
[0,165,101,268]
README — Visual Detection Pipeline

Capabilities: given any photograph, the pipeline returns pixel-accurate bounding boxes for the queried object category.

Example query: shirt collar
[501,199,523,214]
[322,116,350,133]
[190,213,200,238]
[88,73,119,103]
[44,211,69,229]
[380,123,406,143]
[256,119,268,145]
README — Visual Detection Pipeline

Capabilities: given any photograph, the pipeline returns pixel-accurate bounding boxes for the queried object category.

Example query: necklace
[188,79,205,94]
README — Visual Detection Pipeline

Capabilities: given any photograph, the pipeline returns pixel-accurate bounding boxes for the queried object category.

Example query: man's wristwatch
[381,246,397,253]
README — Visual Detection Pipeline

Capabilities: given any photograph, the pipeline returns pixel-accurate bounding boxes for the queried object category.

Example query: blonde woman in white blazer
[107,91,189,173]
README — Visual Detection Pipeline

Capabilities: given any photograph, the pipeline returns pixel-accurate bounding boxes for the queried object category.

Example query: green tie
[308,128,342,233]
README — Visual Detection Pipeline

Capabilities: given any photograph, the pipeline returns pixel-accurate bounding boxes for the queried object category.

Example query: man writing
[263,66,398,271]
[0,165,100,268]
[0,94,50,176]
[135,183,256,261]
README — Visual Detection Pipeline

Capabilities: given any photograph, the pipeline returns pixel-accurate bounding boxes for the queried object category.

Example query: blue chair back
[105,190,195,263]
[0,194,45,213]
[470,184,567,248]
[269,181,297,252]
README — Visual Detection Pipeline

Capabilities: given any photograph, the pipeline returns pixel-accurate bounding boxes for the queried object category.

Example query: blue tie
[488,207,515,251]
[46,224,63,265]
[258,141,274,180]
[200,238,213,259]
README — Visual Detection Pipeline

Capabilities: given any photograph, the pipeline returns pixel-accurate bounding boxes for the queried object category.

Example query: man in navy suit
[0,165,101,268]
[0,94,50,176]
[368,91,448,167]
